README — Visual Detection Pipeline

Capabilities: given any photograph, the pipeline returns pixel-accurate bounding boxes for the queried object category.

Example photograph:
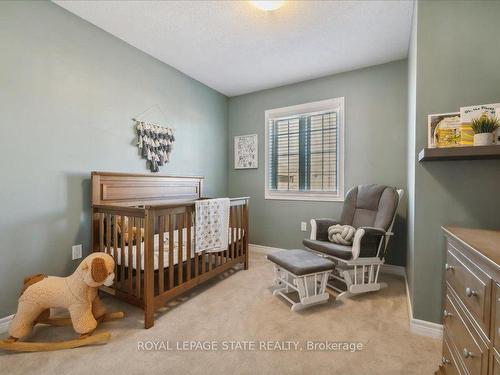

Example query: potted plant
[471,113,500,146]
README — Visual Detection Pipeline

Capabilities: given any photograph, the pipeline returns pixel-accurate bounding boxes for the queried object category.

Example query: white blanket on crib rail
[195,198,230,253]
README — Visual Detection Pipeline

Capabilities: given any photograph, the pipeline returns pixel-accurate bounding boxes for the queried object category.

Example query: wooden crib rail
[140,196,250,210]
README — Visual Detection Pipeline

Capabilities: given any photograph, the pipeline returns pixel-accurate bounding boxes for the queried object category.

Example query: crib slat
[234,206,240,258]
[240,205,244,258]
[230,206,236,260]
[158,215,165,294]
[106,214,111,255]
[240,204,245,259]
[194,244,199,277]
[113,215,118,289]
[236,206,241,258]
[241,203,246,267]
[178,213,184,285]
[128,216,134,294]
[99,213,104,252]
[136,218,142,298]
[202,252,206,273]
[186,209,191,281]
[120,216,126,291]
[168,214,174,289]
[223,226,227,265]
[244,202,249,269]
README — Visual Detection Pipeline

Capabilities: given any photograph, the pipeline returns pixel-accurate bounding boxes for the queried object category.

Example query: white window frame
[264,97,345,202]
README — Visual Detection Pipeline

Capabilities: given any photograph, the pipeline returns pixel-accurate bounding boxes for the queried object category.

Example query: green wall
[228,60,408,266]
[0,1,228,316]
[408,0,500,323]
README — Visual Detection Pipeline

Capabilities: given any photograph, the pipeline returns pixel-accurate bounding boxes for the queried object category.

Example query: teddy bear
[116,216,144,244]
[8,252,115,340]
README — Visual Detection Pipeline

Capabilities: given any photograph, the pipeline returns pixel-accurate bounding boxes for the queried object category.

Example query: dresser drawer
[446,242,491,333]
[494,283,500,353]
[442,332,464,375]
[493,349,500,375]
[443,292,488,375]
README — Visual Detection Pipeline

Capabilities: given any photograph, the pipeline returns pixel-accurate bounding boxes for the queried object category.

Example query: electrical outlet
[72,244,82,260]
[301,221,307,232]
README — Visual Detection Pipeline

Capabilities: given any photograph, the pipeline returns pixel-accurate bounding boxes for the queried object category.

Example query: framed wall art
[234,134,258,169]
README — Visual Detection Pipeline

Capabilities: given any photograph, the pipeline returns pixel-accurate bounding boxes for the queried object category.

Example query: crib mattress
[107,228,243,271]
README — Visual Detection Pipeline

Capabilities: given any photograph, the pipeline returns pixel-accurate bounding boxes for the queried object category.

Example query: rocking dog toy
[0,253,124,352]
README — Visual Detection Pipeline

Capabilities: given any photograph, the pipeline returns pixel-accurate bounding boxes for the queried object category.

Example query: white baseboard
[0,314,13,334]
[249,243,281,254]
[251,243,443,339]
[404,271,443,340]
[409,317,443,339]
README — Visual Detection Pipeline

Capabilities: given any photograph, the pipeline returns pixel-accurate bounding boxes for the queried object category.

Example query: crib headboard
[91,171,204,206]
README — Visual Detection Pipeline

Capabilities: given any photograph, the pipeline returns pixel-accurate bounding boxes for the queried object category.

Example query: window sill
[265,192,344,202]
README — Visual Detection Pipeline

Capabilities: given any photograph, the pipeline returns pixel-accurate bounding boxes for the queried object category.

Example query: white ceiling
[54,0,413,97]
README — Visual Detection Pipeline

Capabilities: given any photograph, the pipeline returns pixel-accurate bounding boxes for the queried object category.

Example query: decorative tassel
[134,119,174,172]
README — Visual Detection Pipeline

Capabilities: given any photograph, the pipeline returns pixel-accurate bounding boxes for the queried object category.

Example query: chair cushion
[267,249,334,276]
[339,184,398,230]
[302,239,353,260]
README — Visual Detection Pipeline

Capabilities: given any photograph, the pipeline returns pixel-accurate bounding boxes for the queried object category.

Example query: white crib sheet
[108,228,243,271]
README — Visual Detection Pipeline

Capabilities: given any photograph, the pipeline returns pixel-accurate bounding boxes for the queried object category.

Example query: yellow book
[460,123,474,146]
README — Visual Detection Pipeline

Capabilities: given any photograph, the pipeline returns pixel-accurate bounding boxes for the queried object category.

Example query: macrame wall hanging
[134,119,175,172]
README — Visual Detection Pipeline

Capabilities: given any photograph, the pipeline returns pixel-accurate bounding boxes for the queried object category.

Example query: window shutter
[268,110,338,193]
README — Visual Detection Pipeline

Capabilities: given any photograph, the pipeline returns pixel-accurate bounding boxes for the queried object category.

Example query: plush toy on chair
[1,253,124,352]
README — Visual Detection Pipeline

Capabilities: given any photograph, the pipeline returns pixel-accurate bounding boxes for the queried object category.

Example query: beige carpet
[0,251,441,375]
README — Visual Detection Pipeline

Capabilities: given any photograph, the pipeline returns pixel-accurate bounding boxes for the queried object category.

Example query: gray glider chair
[303,184,403,297]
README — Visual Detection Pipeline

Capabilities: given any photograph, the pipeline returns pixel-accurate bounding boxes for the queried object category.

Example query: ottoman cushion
[267,249,334,276]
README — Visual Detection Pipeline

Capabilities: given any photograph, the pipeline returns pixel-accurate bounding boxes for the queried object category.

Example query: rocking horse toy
[0,252,124,352]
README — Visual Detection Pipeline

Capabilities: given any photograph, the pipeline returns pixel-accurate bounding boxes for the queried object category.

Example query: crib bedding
[108,227,244,271]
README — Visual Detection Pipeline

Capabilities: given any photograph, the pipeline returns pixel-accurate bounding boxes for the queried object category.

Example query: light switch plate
[301,221,307,232]
[72,244,82,260]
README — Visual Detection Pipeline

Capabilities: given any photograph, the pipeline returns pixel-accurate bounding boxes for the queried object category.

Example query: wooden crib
[91,172,249,328]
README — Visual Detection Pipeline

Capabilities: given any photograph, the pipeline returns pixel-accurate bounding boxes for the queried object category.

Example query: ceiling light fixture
[249,1,285,11]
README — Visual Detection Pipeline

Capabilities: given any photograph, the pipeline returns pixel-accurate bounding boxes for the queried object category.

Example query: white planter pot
[473,133,494,146]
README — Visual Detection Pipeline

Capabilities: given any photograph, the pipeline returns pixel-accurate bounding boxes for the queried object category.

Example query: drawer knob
[442,357,451,365]
[465,287,477,297]
[463,348,474,359]
[445,263,454,271]
[443,309,453,318]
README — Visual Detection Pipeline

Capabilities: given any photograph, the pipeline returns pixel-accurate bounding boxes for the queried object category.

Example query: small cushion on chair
[267,249,334,276]
[328,224,356,245]
[302,239,353,260]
